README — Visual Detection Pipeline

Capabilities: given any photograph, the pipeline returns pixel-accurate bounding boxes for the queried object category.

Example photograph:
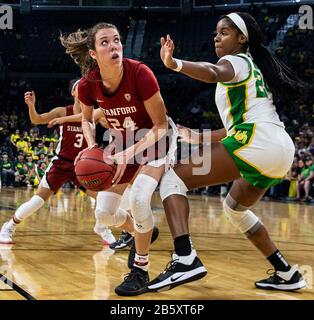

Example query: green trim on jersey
[221,123,283,189]
[220,53,253,87]
[227,84,247,131]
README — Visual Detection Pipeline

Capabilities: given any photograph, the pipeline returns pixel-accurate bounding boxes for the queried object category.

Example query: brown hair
[60,22,119,76]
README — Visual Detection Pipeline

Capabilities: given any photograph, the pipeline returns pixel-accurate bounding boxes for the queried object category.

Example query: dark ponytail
[224,12,306,102]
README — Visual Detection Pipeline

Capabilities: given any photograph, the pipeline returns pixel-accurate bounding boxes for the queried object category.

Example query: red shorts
[43,158,83,193]
[118,163,140,185]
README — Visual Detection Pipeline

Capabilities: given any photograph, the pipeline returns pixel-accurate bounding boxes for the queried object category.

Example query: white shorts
[222,122,295,188]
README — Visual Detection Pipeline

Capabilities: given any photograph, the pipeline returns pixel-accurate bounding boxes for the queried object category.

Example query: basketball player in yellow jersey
[147,12,307,293]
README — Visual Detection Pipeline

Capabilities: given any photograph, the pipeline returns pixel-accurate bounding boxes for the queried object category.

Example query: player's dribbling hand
[177,125,202,144]
[24,91,36,107]
[74,143,98,166]
[107,150,132,187]
[160,34,177,69]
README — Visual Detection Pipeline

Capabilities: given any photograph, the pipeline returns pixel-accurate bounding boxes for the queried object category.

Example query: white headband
[226,13,249,41]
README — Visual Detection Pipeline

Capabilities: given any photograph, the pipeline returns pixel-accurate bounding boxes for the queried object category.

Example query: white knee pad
[159,168,188,202]
[222,199,260,234]
[95,191,127,228]
[130,174,158,233]
[120,185,131,211]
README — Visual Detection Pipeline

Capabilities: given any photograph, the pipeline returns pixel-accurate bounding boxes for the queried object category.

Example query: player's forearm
[174,60,220,83]
[27,104,44,124]
[125,122,168,159]
[201,128,227,143]
[61,113,82,123]
[82,119,96,147]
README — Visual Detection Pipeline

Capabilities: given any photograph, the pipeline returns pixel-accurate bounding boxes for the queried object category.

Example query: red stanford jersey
[78,58,162,150]
[55,105,87,161]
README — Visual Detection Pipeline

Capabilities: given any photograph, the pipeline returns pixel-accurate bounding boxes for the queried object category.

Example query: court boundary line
[0,273,36,300]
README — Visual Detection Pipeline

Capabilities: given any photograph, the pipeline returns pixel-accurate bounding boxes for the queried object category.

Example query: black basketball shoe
[109,231,134,250]
[255,265,306,291]
[127,226,159,269]
[147,250,207,292]
[115,267,149,296]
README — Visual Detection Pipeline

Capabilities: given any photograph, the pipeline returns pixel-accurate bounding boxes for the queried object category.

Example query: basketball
[75,147,116,191]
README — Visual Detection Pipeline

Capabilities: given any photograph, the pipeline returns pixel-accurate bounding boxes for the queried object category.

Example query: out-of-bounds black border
[0,300,313,318]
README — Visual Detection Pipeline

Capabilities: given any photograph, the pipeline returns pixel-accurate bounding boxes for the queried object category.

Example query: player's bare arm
[24,91,66,125]
[81,102,97,148]
[160,34,234,83]
[47,108,108,128]
[177,125,227,144]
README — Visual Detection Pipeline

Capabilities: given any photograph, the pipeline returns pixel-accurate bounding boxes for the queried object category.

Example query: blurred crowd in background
[0,7,313,202]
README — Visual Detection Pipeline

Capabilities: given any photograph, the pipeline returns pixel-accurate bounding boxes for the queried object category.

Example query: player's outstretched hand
[160,34,176,69]
[24,91,36,107]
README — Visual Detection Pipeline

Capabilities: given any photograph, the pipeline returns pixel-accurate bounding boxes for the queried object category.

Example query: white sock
[134,253,149,272]
[7,219,17,228]
[174,249,197,265]
[14,195,45,222]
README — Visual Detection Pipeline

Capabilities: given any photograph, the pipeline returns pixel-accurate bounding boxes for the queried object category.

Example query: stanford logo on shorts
[124,93,131,101]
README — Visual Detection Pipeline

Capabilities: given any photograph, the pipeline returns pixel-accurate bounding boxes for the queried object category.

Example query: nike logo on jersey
[171,274,184,282]
[97,98,105,103]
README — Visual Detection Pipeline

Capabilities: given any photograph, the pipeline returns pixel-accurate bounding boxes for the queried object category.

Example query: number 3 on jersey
[107,116,138,131]
[74,133,84,148]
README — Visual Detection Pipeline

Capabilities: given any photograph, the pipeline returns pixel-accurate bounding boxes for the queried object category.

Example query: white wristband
[173,58,183,72]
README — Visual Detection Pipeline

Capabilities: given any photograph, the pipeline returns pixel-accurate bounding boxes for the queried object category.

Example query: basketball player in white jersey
[147,12,306,293]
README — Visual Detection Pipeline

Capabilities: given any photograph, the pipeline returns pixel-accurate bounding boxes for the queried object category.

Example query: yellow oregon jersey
[215,53,284,134]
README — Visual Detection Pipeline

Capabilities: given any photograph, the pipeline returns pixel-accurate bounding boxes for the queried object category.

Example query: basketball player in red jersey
[60,22,177,296]
[48,108,136,252]
[0,81,117,245]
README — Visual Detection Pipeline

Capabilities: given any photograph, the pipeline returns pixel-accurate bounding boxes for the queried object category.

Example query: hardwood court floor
[0,187,313,300]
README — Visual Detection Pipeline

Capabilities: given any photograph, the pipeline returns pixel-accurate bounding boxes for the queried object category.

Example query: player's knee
[159,168,188,202]
[95,191,125,227]
[120,186,131,211]
[95,207,127,227]
[222,198,261,234]
[130,174,158,233]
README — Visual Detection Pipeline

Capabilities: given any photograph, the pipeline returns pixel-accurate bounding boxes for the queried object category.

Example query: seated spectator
[14,152,28,187]
[34,141,48,159]
[22,131,31,143]
[33,161,47,187]
[288,158,299,199]
[38,153,49,165]
[16,138,29,153]
[25,155,36,187]
[47,142,55,158]
[0,153,15,188]
[10,129,20,146]
[296,157,314,201]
